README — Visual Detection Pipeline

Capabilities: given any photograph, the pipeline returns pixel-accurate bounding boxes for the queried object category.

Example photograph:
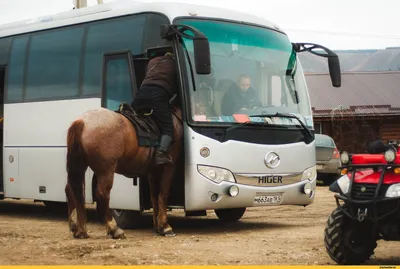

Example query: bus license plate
[316,164,324,170]
[253,195,282,205]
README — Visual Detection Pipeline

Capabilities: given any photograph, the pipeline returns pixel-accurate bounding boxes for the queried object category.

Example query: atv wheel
[324,207,377,265]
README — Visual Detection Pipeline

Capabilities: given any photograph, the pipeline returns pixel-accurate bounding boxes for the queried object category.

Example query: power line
[284,28,400,40]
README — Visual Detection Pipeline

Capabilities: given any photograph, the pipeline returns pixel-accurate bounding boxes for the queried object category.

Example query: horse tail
[66,119,87,217]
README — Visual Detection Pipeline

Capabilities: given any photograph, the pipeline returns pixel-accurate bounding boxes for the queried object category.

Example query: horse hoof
[163,230,176,237]
[157,227,176,237]
[112,228,126,240]
[69,222,77,233]
[73,230,89,239]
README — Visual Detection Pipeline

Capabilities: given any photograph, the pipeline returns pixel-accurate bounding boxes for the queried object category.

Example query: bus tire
[43,201,68,214]
[112,209,142,229]
[324,207,377,265]
[215,207,246,222]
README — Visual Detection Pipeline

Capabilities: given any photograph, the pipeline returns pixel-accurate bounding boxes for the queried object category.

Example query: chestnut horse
[64,105,183,239]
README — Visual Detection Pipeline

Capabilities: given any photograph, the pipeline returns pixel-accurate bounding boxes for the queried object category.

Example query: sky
[0,0,399,50]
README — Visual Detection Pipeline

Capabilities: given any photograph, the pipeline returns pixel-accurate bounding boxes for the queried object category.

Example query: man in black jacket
[131,52,178,165]
[221,74,261,115]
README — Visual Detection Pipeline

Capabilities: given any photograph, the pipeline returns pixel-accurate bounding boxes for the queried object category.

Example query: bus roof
[0,0,282,38]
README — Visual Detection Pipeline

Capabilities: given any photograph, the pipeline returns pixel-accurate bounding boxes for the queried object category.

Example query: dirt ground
[0,186,399,265]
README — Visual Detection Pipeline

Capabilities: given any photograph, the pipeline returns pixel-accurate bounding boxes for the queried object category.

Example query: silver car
[315,134,341,185]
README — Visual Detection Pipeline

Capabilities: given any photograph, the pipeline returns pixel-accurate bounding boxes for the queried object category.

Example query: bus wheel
[324,207,377,265]
[215,207,246,222]
[43,201,68,214]
[112,209,143,229]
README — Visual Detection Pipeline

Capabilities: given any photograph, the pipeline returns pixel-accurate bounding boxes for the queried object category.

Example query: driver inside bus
[221,74,261,115]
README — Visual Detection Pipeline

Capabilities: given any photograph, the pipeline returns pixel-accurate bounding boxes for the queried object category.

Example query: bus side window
[271,75,282,107]
[6,36,28,102]
[103,53,135,111]
[83,15,146,97]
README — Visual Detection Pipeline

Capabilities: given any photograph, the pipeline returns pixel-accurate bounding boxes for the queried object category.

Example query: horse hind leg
[65,155,89,239]
[66,119,89,239]
[65,183,77,233]
[66,177,88,239]
[95,171,126,239]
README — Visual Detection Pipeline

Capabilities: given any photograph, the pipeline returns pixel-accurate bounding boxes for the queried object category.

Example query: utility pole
[75,0,87,9]
[74,0,103,9]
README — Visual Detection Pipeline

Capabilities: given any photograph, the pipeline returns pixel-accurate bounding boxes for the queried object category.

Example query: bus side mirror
[160,24,211,75]
[294,42,342,87]
[193,38,211,75]
[328,56,341,87]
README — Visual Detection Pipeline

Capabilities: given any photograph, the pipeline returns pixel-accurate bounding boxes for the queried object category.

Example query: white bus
[0,0,341,228]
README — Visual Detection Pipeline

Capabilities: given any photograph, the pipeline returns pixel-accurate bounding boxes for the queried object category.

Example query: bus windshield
[177,18,313,128]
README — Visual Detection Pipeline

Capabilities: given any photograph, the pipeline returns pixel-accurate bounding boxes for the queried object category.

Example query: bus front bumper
[184,165,317,211]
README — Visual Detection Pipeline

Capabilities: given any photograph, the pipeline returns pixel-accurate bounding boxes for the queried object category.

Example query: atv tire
[324,207,377,265]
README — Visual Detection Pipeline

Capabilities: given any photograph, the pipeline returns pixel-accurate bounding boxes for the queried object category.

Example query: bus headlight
[337,174,350,194]
[197,165,236,183]
[385,183,400,198]
[384,149,396,163]
[301,166,317,181]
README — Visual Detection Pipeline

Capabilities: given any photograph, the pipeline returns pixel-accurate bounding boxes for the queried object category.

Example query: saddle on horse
[115,103,161,147]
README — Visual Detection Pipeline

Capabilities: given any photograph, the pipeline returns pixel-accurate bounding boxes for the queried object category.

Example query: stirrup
[155,151,174,165]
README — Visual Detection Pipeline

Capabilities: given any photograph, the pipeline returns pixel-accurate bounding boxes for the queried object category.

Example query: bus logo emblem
[264,151,280,168]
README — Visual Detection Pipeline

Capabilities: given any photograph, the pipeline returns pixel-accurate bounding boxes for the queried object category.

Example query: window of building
[314,122,322,134]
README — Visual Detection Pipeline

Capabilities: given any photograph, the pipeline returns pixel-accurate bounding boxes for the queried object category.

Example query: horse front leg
[147,173,160,233]
[95,171,126,239]
[156,165,176,237]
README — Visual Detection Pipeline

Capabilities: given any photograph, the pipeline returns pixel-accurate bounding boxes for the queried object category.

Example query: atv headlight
[301,166,317,181]
[340,151,350,165]
[337,174,350,194]
[384,149,396,163]
[197,165,236,183]
[385,183,400,198]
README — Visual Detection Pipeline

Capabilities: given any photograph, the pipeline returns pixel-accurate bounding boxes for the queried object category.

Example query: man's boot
[155,135,174,165]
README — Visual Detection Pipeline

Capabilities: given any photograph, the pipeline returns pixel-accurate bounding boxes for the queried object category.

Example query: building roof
[305,71,400,117]
[0,0,281,38]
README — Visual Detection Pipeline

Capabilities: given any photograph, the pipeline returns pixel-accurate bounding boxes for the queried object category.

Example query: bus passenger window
[104,58,133,111]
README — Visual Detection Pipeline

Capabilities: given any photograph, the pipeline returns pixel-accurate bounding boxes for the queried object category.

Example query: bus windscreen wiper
[249,113,314,143]
[222,120,289,142]
[225,121,266,133]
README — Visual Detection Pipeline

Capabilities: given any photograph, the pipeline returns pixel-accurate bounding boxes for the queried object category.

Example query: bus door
[100,51,140,210]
